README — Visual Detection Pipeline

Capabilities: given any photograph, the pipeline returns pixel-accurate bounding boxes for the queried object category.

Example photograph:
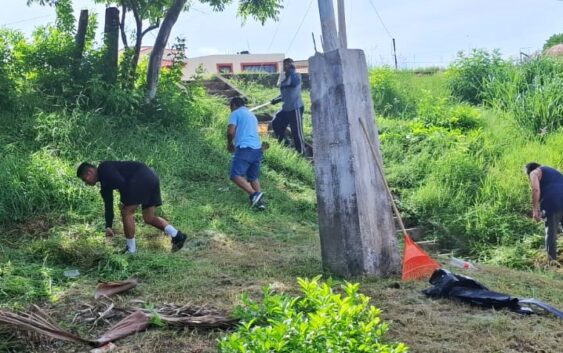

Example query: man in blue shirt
[271,58,306,155]
[227,97,266,210]
[526,162,563,261]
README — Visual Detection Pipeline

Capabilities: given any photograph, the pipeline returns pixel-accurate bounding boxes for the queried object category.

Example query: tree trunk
[129,6,143,86]
[145,0,186,102]
[103,7,120,85]
[73,9,88,78]
[74,10,88,61]
[119,4,129,48]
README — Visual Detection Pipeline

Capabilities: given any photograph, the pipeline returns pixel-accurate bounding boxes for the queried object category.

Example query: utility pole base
[309,48,401,277]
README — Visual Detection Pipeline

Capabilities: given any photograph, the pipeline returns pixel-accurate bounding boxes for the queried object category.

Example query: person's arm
[529,168,542,221]
[101,186,114,230]
[280,71,301,88]
[227,124,236,152]
[270,95,282,104]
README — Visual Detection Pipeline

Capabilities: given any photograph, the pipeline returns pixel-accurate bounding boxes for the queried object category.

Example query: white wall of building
[182,53,285,79]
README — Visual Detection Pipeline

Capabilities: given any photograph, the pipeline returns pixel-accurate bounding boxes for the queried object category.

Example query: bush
[219,277,408,353]
[483,57,563,134]
[447,49,507,104]
[370,68,416,118]
[0,148,92,224]
[416,91,481,130]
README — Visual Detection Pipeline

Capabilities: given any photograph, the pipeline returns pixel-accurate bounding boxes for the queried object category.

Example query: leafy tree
[544,33,563,50]
[27,0,284,102]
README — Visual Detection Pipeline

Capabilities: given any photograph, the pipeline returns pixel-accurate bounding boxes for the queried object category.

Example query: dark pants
[272,106,305,154]
[544,210,563,260]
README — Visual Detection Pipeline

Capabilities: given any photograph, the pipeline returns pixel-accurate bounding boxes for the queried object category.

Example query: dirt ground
[4,233,563,353]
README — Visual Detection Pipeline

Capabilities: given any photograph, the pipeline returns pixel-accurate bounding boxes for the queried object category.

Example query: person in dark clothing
[525,162,563,261]
[271,58,306,155]
[77,161,187,254]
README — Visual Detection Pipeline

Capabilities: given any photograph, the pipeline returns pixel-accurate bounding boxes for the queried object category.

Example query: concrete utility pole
[309,0,401,277]
[318,0,338,52]
[337,0,347,48]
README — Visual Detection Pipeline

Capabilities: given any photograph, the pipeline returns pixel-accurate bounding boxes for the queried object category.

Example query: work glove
[270,95,282,105]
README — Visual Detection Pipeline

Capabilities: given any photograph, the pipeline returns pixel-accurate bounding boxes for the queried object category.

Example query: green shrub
[510,75,563,134]
[416,91,481,130]
[370,68,416,118]
[0,148,93,224]
[447,49,507,104]
[219,276,408,353]
[483,57,563,134]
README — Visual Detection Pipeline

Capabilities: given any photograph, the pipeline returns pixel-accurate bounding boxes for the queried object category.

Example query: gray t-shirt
[280,68,304,112]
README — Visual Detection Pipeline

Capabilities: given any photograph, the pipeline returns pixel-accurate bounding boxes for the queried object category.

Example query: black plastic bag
[423,269,562,318]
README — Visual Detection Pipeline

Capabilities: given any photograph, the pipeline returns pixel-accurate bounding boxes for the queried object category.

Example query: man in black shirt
[77,161,187,253]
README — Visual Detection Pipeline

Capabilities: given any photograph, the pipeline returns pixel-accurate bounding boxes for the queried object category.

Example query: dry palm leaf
[95,311,149,345]
[0,307,149,348]
[95,278,139,299]
[0,305,92,346]
[127,303,238,329]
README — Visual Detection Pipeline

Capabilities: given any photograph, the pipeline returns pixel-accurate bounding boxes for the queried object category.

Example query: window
[217,63,233,74]
[241,62,278,73]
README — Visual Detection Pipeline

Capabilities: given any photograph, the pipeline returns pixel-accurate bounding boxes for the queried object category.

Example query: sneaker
[250,192,264,207]
[256,200,267,211]
[121,246,136,254]
[171,231,187,252]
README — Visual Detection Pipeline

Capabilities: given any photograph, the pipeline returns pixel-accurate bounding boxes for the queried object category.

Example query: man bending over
[77,161,187,253]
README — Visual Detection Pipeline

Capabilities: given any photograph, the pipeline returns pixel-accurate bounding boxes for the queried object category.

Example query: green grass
[1,71,563,353]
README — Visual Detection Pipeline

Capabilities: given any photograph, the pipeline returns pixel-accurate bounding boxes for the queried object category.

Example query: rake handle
[359,118,408,237]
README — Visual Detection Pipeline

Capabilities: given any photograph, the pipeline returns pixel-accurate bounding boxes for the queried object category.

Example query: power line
[2,14,54,27]
[267,0,287,51]
[367,0,393,39]
[285,0,314,53]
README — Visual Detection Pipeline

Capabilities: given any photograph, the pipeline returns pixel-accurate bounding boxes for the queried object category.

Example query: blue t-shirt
[228,106,261,149]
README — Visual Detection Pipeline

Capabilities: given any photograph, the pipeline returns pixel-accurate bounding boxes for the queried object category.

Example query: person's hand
[533,208,542,221]
[227,143,235,153]
[270,96,282,105]
[105,227,115,238]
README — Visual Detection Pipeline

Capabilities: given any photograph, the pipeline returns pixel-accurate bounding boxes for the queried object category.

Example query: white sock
[126,238,136,253]
[164,225,178,238]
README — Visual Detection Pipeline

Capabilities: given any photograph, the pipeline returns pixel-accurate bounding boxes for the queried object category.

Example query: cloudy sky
[1,0,562,68]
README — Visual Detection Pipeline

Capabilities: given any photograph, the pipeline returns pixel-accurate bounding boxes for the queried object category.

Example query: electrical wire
[2,14,53,26]
[367,0,393,38]
[285,0,314,53]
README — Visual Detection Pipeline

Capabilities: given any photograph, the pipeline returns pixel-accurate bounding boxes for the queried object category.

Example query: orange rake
[359,118,441,281]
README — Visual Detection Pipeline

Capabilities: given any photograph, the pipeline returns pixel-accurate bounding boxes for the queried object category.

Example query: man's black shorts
[120,168,162,209]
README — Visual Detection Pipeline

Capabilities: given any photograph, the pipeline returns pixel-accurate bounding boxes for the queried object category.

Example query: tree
[94,0,170,86]
[544,33,563,51]
[28,0,284,102]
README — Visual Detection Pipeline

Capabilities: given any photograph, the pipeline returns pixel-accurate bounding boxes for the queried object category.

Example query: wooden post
[392,38,398,70]
[103,7,120,85]
[317,0,338,52]
[337,0,347,48]
[74,10,88,61]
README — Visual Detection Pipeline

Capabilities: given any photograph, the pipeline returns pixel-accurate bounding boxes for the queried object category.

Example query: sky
[1,0,562,68]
